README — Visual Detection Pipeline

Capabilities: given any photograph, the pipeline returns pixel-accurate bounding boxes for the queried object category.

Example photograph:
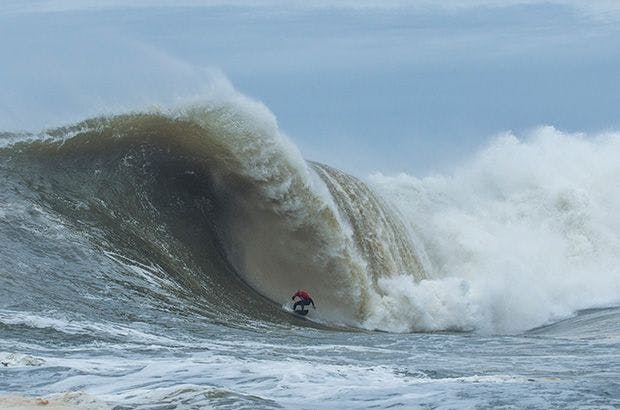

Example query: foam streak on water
[1,307,618,409]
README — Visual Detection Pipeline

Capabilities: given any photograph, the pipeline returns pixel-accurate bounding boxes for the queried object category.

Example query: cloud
[3,0,620,17]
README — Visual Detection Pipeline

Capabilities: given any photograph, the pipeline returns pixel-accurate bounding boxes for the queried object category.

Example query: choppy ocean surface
[1,92,619,408]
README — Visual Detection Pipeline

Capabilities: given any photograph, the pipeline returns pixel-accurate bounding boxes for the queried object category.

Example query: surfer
[291,289,316,312]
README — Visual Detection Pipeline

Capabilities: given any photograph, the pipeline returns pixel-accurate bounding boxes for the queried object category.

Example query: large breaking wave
[1,89,618,334]
[0,92,426,332]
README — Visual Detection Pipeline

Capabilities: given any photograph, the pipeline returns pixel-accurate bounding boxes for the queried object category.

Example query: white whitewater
[370,127,620,333]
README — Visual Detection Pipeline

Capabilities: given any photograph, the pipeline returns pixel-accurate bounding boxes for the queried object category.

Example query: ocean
[1,92,618,408]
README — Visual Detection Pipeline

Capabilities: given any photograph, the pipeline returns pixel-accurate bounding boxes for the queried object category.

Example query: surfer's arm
[309,298,316,308]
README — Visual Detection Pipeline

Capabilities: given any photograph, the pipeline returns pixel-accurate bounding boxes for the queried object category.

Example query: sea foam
[368,127,620,333]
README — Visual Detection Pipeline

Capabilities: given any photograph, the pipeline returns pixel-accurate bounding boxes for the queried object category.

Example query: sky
[1,0,619,175]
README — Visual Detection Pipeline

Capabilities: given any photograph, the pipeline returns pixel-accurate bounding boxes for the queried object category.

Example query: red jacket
[293,290,310,300]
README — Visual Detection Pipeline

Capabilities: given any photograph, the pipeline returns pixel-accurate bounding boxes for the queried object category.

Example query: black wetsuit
[293,298,315,311]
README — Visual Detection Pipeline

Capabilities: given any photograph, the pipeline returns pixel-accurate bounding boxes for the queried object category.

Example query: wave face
[0,95,427,331]
[1,92,618,334]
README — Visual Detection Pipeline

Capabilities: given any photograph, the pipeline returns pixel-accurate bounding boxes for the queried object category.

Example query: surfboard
[282,303,311,319]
